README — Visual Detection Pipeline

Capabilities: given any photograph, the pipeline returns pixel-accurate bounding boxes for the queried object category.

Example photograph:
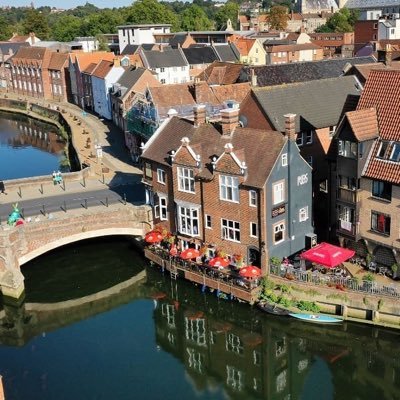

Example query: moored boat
[289,313,342,324]
[257,302,290,316]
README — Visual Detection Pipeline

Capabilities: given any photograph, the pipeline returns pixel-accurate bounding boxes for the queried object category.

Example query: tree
[125,0,179,32]
[0,16,14,40]
[315,7,359,33]
[51,15,82,42]
[22,9,50,40]
[96,35,110,51]
[215,2,239,30]
[180,5,213,31]
[80,10,124,36]
[268,5,288,31]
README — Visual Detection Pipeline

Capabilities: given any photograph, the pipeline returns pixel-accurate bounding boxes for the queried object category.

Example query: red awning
[300,242,355,268]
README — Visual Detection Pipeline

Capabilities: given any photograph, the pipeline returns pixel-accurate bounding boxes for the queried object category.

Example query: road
[0,182,146,223]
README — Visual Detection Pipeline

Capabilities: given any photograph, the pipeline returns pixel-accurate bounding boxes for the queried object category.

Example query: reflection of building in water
[151,275,400,400]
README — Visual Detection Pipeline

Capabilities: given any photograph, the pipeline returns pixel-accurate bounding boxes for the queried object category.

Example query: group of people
[52,171,63,185]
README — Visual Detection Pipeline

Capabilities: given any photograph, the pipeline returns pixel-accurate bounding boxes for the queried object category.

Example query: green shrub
[296,300,320,313]
[363,273,375,282]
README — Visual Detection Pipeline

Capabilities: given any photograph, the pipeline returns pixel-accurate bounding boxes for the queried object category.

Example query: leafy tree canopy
[22,9,50,40]
[180,5,213,31]
[268,5,289,31]
[125,0,180,31]
[80,10,124,36]
[316,7,359,33]
[215,2,239,30]
[0,16,14,40]
[51,15,82,41]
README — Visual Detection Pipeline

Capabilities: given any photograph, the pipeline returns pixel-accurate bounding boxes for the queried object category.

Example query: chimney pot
[220,107,240,136]
[193,104,206,127]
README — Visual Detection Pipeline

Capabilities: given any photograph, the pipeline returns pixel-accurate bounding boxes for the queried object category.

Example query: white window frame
[273,221,285,244]
[178,205,199,236]
[296,132,303,147]
[157,168,166,184]
[220,175,239,203]
[249,190,257,207]
[177,167,195,193]
[158,196,167,220]
[205,214,212,229]
[305,131,313,144]
[299,206,309,222]
[281,153,288,166]
[250,222,258,238]
[221,218,241,242]
[273,181,285,205]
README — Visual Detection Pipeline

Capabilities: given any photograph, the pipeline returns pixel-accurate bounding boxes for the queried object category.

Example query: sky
[0,0,152,9]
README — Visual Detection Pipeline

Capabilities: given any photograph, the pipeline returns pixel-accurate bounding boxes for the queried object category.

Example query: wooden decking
[144,248,261,304]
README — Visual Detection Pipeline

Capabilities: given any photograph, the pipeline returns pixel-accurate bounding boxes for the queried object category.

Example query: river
[0,111,68,180]
[0,237,398,400]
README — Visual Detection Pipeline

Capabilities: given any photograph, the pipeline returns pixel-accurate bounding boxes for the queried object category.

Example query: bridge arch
[18,227,144,266]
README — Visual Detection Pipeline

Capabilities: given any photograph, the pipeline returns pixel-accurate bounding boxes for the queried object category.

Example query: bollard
[18,186,22,198]
[82,176,86,188]
[21,208,24,219]
[39,183,43,194]
[63,201,67,212]
[102,173,105,184]
[42,204,46,215]
[62,180,65,191]
[106,197,108,207]
[84,199,87,209]
[123,193,127,205]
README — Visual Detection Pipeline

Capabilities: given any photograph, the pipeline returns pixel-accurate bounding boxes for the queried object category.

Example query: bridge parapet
[0,204,151,299]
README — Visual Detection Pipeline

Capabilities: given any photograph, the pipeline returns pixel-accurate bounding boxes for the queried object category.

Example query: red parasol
[239,265,262,278]
[145,231,163,244]
[180,248,200,260]
[300,242,355,268]
[169,245,178,256]
[209,256,230,268]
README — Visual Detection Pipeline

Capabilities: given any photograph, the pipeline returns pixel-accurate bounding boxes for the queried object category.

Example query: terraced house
[333,70,400,270]
[141,106,313,271]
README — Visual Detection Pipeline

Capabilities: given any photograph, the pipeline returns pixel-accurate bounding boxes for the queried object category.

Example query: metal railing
[269,265,400,298]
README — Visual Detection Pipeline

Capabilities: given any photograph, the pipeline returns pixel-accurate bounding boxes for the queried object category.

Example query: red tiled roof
[268,43,322,52]
[357,70,400,141]
[9,35,29,42]
[197,61,243,85]
[11,46,51,67]
[82,62,98,74]
[74,52,115,72]
[92,59,113,79]
[346,108,379,142]
[149,84,196,109]
[48,52,68,70]
[363,142,400,185]
[234,39,256,56]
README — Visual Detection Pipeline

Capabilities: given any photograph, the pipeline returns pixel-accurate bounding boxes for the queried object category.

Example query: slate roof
[346,108,379,142]
[251,76,362,132]
[142,116,285,188]
[197,61,243,85]
[0,42,29,56]
[114,67,147,99]
[182,47,219,65]
[345,0,398,8]
[169,34,188,48]
[242,56,376,87]
[121,44,140,55]
[142,48,188,68]
[213,44,239,62]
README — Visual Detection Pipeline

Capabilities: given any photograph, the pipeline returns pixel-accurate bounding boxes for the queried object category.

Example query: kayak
[289,313,342,324]
[257,302,290,316]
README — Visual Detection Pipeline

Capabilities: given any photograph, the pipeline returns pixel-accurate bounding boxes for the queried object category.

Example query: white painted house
[117,24,171,53]
[91,58,125,120]
[140,48,190,85]
[378,16,400,40]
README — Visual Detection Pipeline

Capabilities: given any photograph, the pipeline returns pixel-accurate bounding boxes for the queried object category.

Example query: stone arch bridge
[0,204,151,299]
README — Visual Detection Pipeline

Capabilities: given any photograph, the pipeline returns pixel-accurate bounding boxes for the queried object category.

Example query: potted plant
[391,263,398,279]
[233,253,244,268]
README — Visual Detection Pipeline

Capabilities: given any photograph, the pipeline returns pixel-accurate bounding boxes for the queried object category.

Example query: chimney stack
[284,113,297,141]
[385,43,392,66]
[113,57,121,67]
[193,104,206,128]
[221,106,240,137]
[250,69,257,87]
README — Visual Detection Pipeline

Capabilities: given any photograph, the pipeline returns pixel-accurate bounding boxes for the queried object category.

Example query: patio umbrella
[169,245,178,256]
[145,231,163,244]
[300,242,355,269]
[180,248,200,260]
[209,257,230,268]
[239,266,262,278]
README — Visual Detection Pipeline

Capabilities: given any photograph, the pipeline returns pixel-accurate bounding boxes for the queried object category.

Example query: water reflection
[150,270,400,400]
[0,239,399,400]
[0,111,67,179]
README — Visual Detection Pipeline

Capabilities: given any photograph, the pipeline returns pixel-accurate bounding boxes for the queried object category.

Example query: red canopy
[301,242,355,268]
[209,257,230,268]
[180,248,200,260]
[145,231,163,244]
[239,266,262,278]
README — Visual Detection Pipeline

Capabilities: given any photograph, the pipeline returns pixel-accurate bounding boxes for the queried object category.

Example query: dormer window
[177,167,195,193]
[377,142,388,159]
[389,143,400,162]
[338,140,357,159]
[220,175,239,203]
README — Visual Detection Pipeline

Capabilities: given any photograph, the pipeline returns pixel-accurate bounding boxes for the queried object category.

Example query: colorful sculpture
[7,203,23,226]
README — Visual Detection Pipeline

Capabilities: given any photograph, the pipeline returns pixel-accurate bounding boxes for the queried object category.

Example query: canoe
[257,302,290,316]
[289,313,342,324]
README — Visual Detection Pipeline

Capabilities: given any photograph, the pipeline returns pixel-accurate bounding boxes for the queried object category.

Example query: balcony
[337,220,357,236]
[337,187,357,204]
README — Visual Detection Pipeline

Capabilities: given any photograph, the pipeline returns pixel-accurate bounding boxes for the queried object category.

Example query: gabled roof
[346,108,379,142]
[121,44,140,55]
[82,62,98,74]
[169,33,189,48]
[357,70,400,141]
[142,116,285,188]
[182,46,219,65]
[149,84,196,109]
[73,51,115,72]
[48,52,68,70]
[197,61,243,85]
[142,48,188,68]
[114,67,157,99]
[213,43,239,62]
[252,76,361,132]
[243,56,377,87]
[267,43,322,52]
[92,59,114,79]
[9,35,30,43]
[11,46,51,67]
[233,38,256,56]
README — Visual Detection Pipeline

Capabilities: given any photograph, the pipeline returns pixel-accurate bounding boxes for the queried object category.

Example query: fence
[269,265,400,299]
